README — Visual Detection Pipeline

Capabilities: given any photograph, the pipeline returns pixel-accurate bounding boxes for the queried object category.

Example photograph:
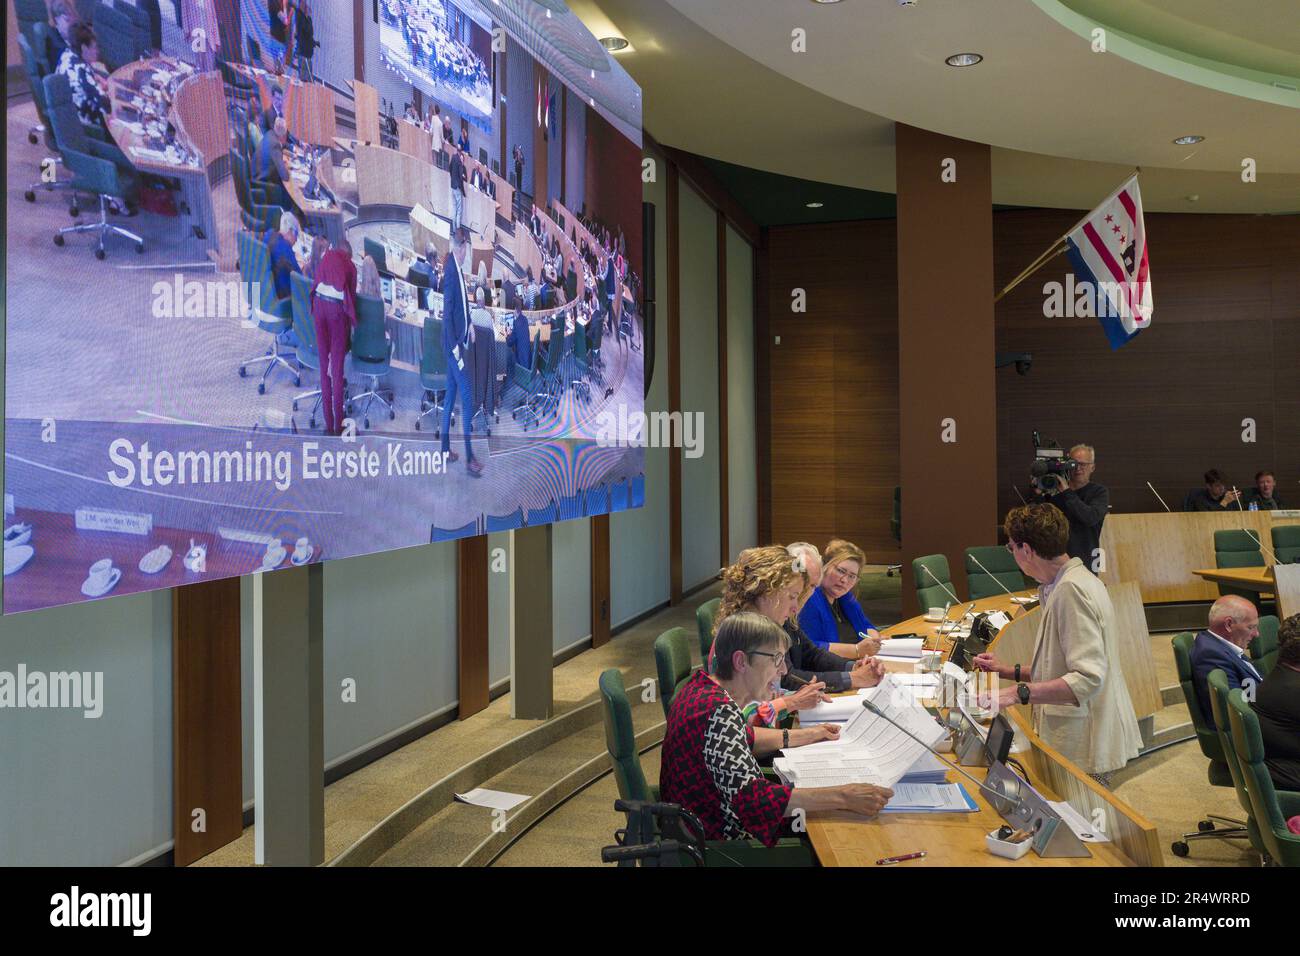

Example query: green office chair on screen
[913,554,957,612]
[1250,615,1280,679]
[1205,670,1266,858]
[653,628,695,720]
[1213,529,1270,611]
[964,546,1027,600]
[346,294,395,430]
[415,317,448,433]
[1273,526,1300,565]
[597,669,814,868]
[288,272,323,428]
[236,231,298,392]
[1226,689,1300,866]
[696,598,721,662]
[1170,633,1250,856]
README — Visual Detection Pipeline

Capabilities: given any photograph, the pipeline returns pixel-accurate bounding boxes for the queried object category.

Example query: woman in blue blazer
[798,539,882,657]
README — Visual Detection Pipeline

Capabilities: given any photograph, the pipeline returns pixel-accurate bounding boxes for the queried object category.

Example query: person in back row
[1184,469,1241,511]
[783,542,886,692]
[1245,470,1285,511]
[798,539,882,658]
[660,612,893,846]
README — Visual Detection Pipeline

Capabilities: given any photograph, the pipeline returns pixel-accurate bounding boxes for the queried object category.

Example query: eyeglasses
[830,565,859,583]
[749,650,786,670]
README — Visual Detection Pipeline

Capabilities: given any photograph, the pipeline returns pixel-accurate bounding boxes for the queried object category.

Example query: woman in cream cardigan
[974,503,1142,781]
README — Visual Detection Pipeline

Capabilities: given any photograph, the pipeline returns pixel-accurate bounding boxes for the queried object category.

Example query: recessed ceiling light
[599,36,630,53]
[806,202,824,209]
[1173,134,1204,145]
[945,53,983,67]
[810,0,844,4]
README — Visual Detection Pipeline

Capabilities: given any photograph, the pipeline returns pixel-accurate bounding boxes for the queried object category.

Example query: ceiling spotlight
[945,53,983,67]
[599,36,630,53]
[806,202,824,209]
[1173,134,1205,145]
[810,0,844,4]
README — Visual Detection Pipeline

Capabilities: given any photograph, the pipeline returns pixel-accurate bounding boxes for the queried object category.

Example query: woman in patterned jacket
[660,612,894,845]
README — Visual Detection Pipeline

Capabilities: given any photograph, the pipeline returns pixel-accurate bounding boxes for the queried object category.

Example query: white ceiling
[566,0,1300,213]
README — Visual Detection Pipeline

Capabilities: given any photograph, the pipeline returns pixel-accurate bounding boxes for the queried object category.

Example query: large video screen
[4,1,644,613]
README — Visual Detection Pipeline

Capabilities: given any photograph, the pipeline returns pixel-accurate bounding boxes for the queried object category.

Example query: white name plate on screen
[75,508,152,535]
[218,526,276,547]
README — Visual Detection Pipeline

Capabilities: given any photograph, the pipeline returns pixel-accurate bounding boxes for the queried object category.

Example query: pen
[876,851,926,865]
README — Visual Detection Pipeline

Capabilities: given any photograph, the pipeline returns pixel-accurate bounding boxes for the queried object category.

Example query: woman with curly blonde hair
[707,546,841,749]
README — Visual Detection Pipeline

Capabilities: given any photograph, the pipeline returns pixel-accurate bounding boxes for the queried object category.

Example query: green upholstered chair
[596,668,814,868]
[653,627,695,720]
[1273,525,1300,565]
[346,293,395,430]
[913,554,957,612]
[288,272,323,428]
[1204,670,1266,857]
[415,317,447,433]
[237,230,298,392]
[1226,688,1300,866]
[507,332,542,430]
[696,597,721,662]
[363,236,392,277]
[964,546,1027,600]
[1213,529,1269,609]
[1250,615,1279,679]
[1170,633,1250,855]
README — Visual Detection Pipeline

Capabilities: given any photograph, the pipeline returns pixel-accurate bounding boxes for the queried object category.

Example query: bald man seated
[1189,595,1264,729]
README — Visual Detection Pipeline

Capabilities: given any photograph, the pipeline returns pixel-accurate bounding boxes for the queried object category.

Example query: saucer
[290,545,314,566]
[81,567,121,597]
[4,523,32,548]
[260,548,287,571]
[4,544,34,576]
[139,545,173,575]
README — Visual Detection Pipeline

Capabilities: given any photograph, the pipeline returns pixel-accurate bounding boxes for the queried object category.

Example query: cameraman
[1033,444,1109,570]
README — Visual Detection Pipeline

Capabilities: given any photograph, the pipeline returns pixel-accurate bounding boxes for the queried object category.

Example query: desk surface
[805,590,1159,867]
[106,56,211,174]
[1192,566,1274,592]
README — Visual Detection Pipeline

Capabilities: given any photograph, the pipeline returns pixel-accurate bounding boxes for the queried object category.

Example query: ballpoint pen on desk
[876,851,926,866]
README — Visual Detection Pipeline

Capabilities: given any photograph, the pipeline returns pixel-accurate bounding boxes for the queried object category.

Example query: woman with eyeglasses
[798,539,883,659]
[661,612,893,845]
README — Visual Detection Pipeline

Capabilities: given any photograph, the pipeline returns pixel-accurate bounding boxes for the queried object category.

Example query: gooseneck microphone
[920,562,962,607]
[965,551,1017,599]
[1146,481,1173,513]
[1232,487,1281,566]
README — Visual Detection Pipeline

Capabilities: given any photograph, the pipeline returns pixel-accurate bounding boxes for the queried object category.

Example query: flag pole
[993,168,1142,304]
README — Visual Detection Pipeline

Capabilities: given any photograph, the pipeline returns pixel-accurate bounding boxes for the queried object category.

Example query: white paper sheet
[453,788,530,812]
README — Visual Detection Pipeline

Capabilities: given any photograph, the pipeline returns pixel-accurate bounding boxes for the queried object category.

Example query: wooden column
[755,229,772,544]
[457,536,489,719]
[717,211,730,566]
[667,161,683,604]
[895,123,997,614]
[510,525,553,719]
[590,515,610,648]
[172,578,242,866]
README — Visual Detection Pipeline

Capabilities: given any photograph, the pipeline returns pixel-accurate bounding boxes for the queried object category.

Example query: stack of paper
[898,751,949,785]
[880,783,978,813]
[797,692,868,724]
[877,637,924,659]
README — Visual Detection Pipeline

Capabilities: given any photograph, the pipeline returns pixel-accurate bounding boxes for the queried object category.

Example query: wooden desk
[1192,566,1274,594]
[397,119,433,160]
[282,148,343,244]
[350,79,381,146]
[1099,511,1300,603]
[234,64,337,147]
[106,57,225,258]
[355,143,437,210]
[807,590,1162,867]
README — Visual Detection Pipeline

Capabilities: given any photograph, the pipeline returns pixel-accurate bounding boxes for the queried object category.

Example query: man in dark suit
[564,261,578,304]
[1253,614,1300,792]
[448,148,467,234]
[440,228,483,477]
[602,255,617,336]
[1184,469,1241,511]
[1190,595,1262,728]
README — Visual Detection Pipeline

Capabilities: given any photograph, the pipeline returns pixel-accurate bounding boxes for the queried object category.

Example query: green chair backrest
[573,318,588,362]
[1172,631,1225,763]
[653,627,694,720]
[1214,529,1264,567]
[363,236,389,275]
[352,293,388,363]
[542,329,564,375]
[1207,669,1256,823]
[598,668,650,803]
[237,231,282,314]
[289,271,318,358]
[696,598,721,662]
[421,317,447,377]
[1273,525,1300,565]
[1227,688,1300,865]
[964,546,1027,600]
[1250,615,1279,679]
[913,553,956,612]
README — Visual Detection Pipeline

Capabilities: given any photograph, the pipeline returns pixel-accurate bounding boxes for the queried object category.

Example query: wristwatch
[782,729,790,748]
[1017,683,1031,705]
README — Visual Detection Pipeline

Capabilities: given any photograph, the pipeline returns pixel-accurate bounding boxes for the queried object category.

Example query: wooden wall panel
[765,221,901,561]
[173,578,243,866]
[667,162,683,602]
[590,515,610,647]
[457,536,489,719]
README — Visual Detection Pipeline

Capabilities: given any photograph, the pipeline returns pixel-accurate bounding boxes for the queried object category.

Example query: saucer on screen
[260,547,287,571]
[138,545,173,575]
[4,523,32,548]
[81,567,121,597]
[290,545,314,566]
[4,544,34,576]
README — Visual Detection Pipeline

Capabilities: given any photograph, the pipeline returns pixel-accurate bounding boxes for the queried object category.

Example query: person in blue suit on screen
[510,303,531,371]
[1189,595,1262,728]
[440,227,483,477]
[797,539,883,659]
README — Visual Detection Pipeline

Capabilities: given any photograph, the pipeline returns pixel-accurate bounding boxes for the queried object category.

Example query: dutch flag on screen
[1064,175,1153,349]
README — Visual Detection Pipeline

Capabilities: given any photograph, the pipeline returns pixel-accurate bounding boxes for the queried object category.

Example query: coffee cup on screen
[293,537,310,558]
[88,558,114,587]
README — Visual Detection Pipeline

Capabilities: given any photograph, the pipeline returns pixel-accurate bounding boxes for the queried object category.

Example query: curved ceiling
[569,0,1300,213]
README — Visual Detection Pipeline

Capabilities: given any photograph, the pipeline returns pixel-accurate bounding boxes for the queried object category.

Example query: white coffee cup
[89,558,114,584]
[294,537,310,557]
[927,606,944,620]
